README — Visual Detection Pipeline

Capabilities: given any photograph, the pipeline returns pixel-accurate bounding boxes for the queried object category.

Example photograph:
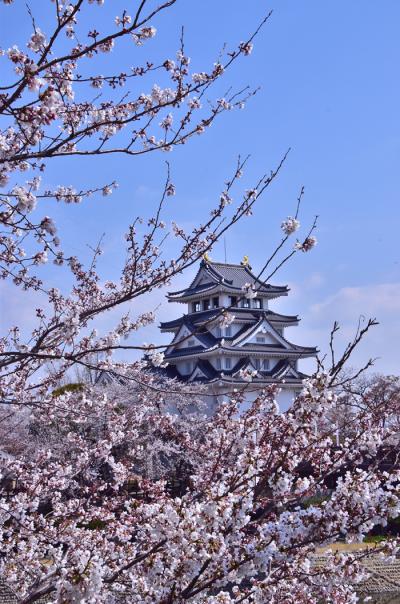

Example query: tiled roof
[0,580,50,604]
[165,325,318,360]
[168,260,288,300]
[206,262,286,292]
[165,313,316,359]
[168,282,217,298]
[227,342,316,355]
[189,359,219,381]
[165,345,207,359]
[160,309,299,331]
[160,358,308,385]
[231,316,317,354]
[0,581,16,604]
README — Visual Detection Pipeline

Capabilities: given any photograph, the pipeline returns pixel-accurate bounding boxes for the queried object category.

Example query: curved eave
[167,283,218,301]
[211,377,305,387]
[191,371,308,386]
[242,266,289,295]
[168,259,289,302]
[277,338,318,355]
[164,346,317,362]
[238,344,318,356]
[160,310,299,332]
[168,277,289,302]
[161,355,311,386]
[167,287,288,304]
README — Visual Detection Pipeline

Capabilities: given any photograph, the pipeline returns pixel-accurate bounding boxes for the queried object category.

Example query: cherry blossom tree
[0,2,399,603]
[329,372,400,440]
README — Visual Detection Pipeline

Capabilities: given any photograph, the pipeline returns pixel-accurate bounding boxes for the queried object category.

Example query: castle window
[263,359,270,371]
[254,298,263,309]
[203,299,210,311]
[229,296,237,307]
[254,358,261,370]
[216,327,222,338]
[225,358,231,369]
[216,358,221,370]
[241,299,250,309]
[192,301,201,312]
[212,296,219,308]
[256,336,265,344]
[225,326,232,337]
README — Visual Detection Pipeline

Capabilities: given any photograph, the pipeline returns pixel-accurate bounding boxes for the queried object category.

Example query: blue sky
[1,1,399,374]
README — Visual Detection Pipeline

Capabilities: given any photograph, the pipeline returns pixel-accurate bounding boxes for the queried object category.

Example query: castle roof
[164,313,317,362]
[163,357,309,386]
[165,342,315,365]
[164,344,316,362]
[168,260,288,302]
[160,308,299,332]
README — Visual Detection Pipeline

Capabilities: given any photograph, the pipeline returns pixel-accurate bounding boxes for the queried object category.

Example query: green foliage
[78,519,108,531]
[364,535,387,544]
[52,383,84,398]
[301,494,330,509]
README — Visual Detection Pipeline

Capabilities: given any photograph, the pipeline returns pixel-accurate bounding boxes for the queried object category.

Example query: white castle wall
[212,385,300,414]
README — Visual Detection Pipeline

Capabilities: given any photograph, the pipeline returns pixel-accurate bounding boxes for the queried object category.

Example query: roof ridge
[206,260,246,268]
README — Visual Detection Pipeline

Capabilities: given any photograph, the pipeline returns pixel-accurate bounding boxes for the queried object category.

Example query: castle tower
[160,258,317,410]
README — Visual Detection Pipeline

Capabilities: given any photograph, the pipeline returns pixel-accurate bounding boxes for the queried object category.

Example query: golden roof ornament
[241,255,250,267]
[203,252,212,263]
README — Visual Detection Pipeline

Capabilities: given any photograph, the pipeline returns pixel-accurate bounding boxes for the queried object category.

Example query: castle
[160,257,317,410]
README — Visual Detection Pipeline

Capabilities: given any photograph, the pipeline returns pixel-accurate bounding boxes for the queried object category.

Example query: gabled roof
[164,341,316,361]
[218,357,309,384]
[232,314,317,354]
[168,260,288,301]
[204,261,287,293]
[164,357,309,386]
[231,315,273,346]
[165,317,218,355]
[95,370,129,387]
[164,313,317,361]
[187,359,219,382]
[160,308,299,332]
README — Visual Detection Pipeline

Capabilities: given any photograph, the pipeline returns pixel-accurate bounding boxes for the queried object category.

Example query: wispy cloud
[290,282,400,375]
[311,283,400,319]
